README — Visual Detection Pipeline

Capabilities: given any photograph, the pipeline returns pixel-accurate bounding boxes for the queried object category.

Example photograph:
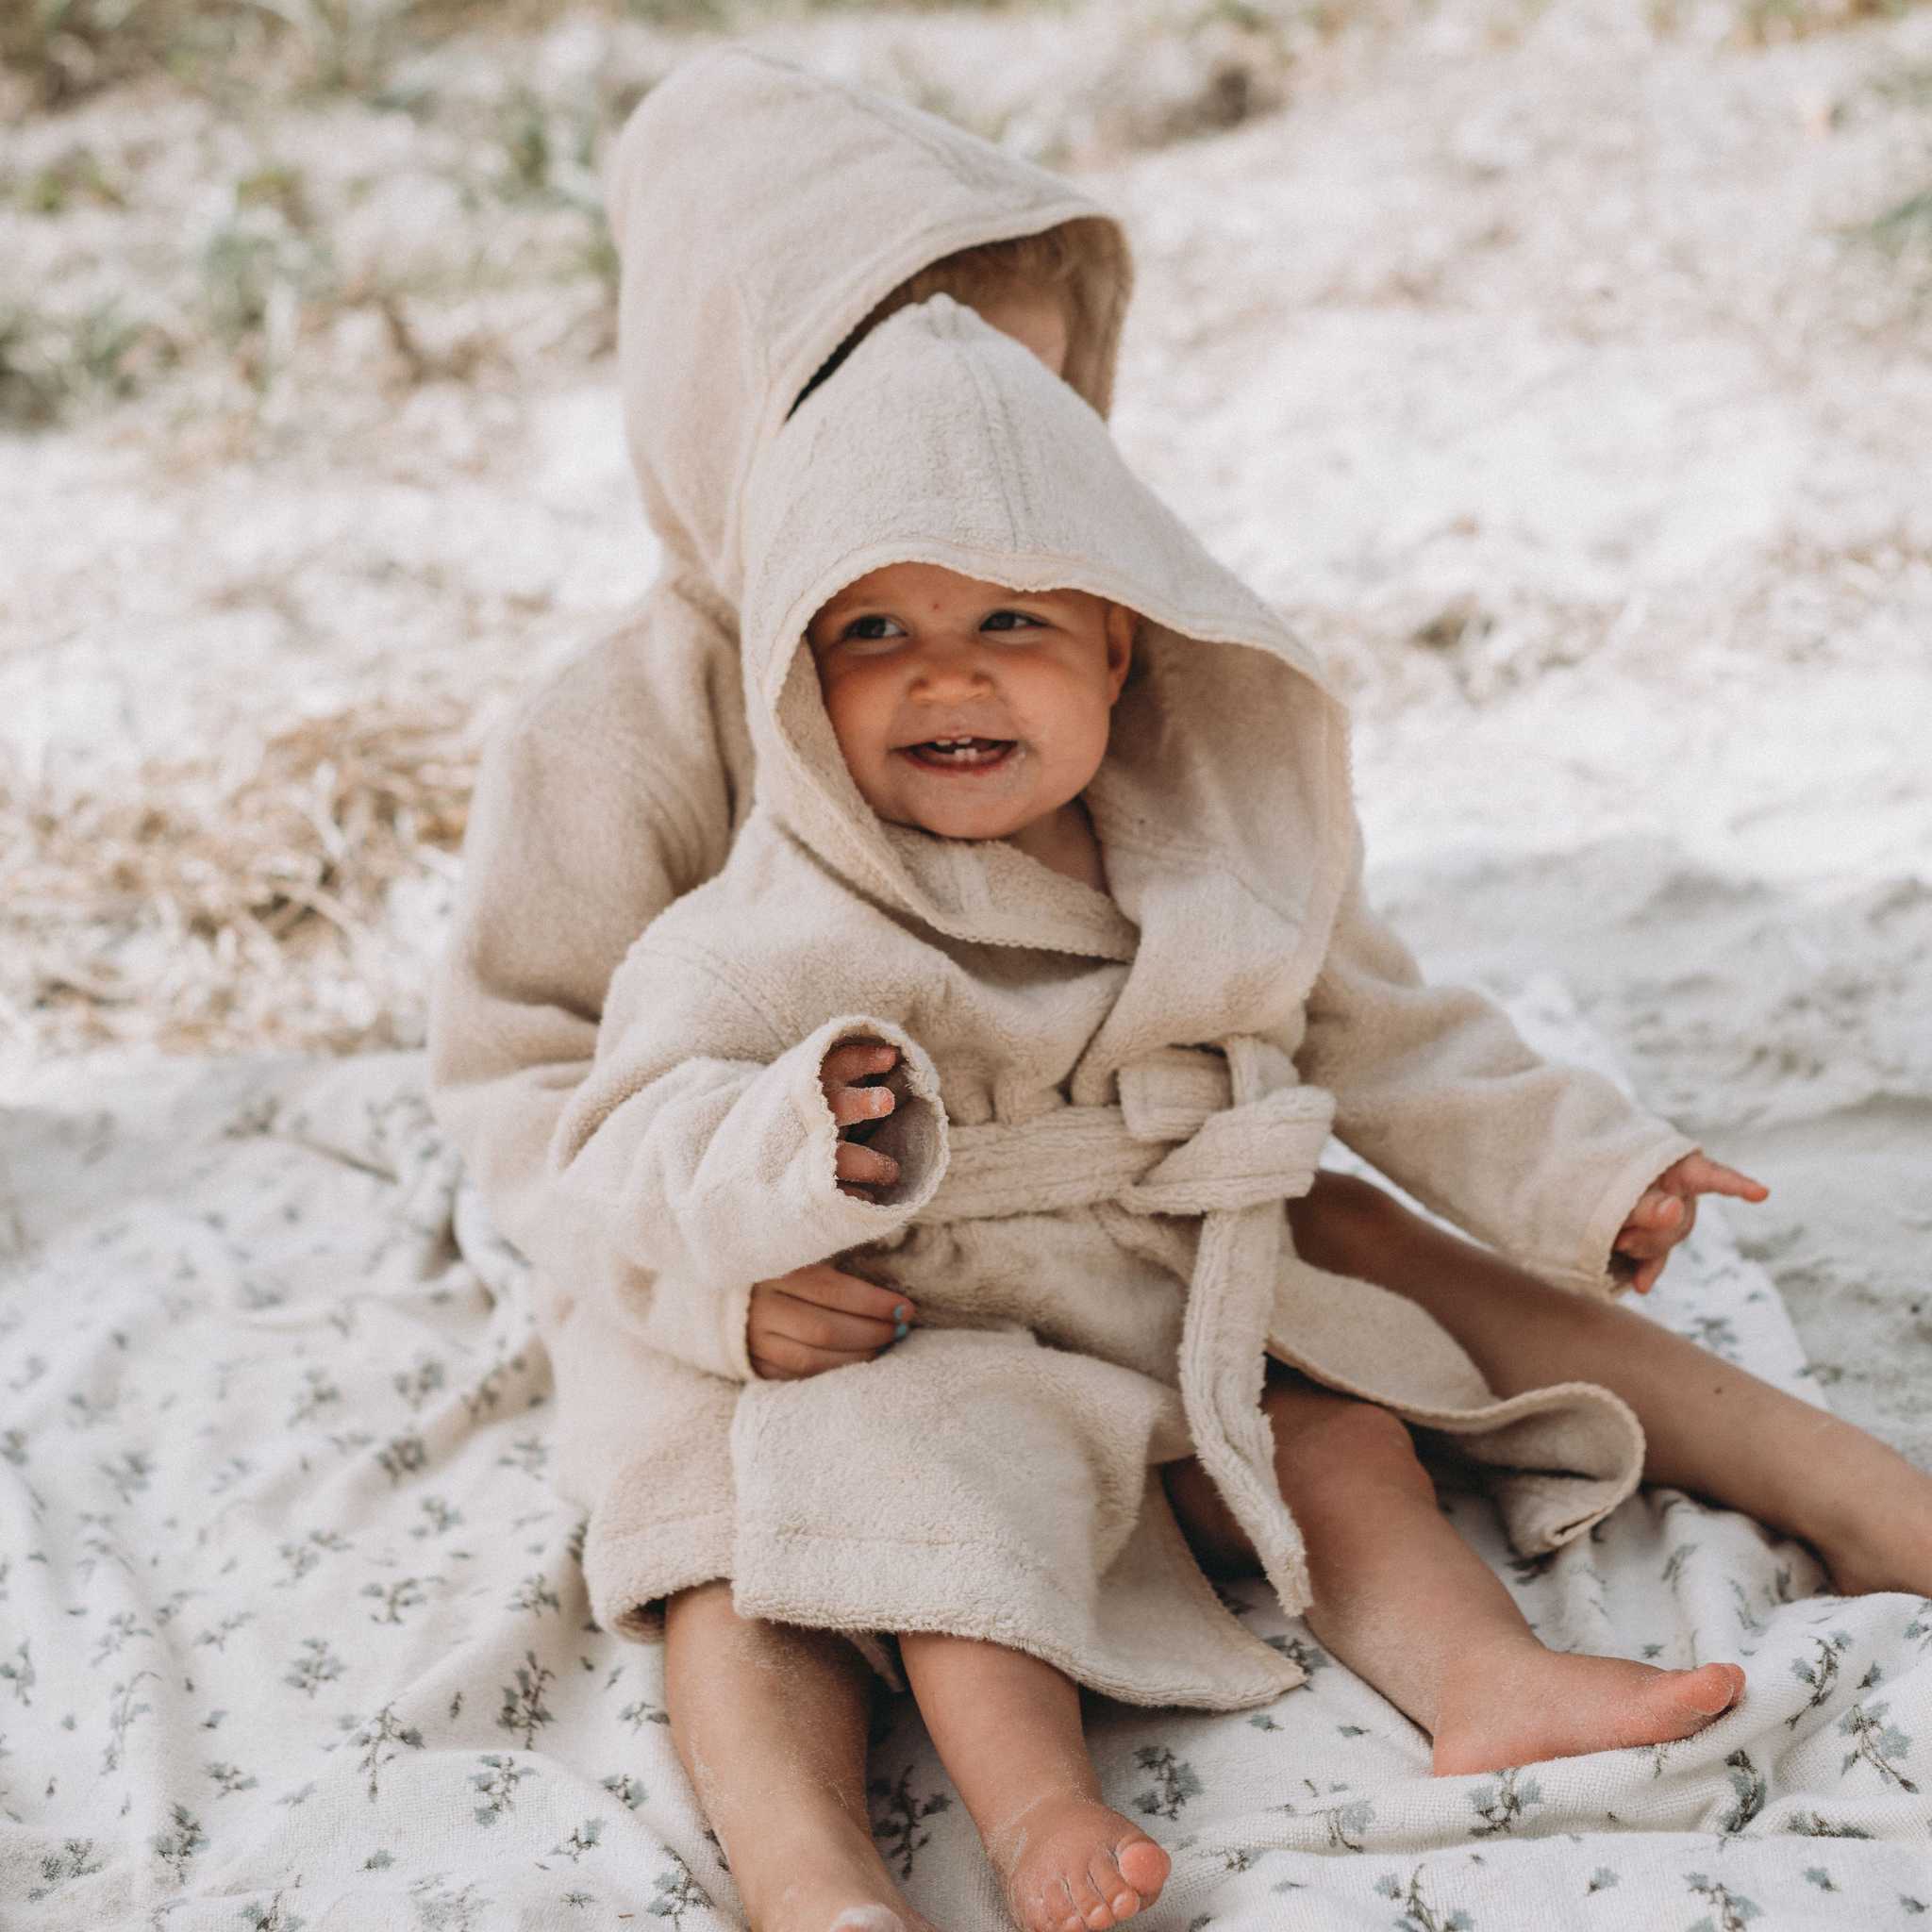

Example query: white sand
[5,0,1928,1455]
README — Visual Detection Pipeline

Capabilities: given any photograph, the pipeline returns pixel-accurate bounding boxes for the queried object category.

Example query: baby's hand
[748,1261,914,1380]
[1612,1151,1770,1294]
[818,1039,901,1198]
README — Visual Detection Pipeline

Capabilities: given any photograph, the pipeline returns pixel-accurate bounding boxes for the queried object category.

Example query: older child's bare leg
[1165,1385,1743,1774]
[896,1631,1170,1932]
[1291,1174,1932,1596]
[663,1582,941,1932]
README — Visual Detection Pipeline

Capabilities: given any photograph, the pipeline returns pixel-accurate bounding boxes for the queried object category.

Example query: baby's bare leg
[896,1631,1170,1932]
[1165,1385,1742,1774]
[1291,1173,1932,1596]
[663,1581,941,1932]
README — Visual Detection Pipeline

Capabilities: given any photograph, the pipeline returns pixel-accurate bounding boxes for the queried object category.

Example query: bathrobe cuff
[631,1014,949,1380]
[632,1271,759,1383]
[1526,1124,1701,1298]
[757,1009,952,1251]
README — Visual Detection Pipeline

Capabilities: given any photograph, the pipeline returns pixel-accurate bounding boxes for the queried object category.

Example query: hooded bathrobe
[426,52,1137,1669]
[428,47,1131,1293]
[542,295,1696,1709]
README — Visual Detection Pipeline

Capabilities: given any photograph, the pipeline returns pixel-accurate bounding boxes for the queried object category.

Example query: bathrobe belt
[921,1041,1337,1226]
[916,1038,1340,1615]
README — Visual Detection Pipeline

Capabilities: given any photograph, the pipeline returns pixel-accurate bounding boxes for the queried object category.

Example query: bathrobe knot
[922,1044,1337,1225]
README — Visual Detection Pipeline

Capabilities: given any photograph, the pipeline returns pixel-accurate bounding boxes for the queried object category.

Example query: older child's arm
[1298,868,1761,1296]
[428,591,740,1278]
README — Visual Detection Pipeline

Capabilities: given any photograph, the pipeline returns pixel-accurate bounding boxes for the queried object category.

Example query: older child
[548,294,1754,1929]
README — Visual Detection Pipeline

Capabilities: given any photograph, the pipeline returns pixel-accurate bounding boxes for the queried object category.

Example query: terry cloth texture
[426,51,1131,1679]
[429,46,1130,1248]
[544,296,1693,1709]
[11,1008,1921,1930]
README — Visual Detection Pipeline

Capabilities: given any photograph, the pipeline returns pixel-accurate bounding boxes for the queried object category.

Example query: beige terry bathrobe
[536,294,1697,1710]
[429,46,1131,1285]
[426,50,1138,1665]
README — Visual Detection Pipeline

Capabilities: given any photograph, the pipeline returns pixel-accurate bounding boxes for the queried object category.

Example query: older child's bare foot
[1430,1646,1744,1776]
[985,1793,1170,1932]
[744,1810,945,1932]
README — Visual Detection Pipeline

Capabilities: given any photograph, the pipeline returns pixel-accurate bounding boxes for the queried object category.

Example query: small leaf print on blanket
[2,1022,1929,1929]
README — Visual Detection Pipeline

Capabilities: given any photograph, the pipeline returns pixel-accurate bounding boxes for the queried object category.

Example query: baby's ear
[1104,601,1137,702]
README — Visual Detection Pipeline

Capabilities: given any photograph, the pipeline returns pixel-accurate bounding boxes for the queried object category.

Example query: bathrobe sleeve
[426,590,947,1382]
[427,589,750,1377]
[1297,870,1697,1295]
[548,937,950,1378]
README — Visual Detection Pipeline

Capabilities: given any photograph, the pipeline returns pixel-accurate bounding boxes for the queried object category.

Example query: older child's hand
[747,1262,915,1380]
[819,1039,902,1198]
[1612,1151,1770,1294]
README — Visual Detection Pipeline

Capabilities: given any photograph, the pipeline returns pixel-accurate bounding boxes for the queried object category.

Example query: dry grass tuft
[1,698,482,1058]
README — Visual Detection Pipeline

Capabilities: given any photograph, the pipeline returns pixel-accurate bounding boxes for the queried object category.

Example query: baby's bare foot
[1430,1646,1744,1777]
[986,1793,1170,1932]
[742,1810,945,1932]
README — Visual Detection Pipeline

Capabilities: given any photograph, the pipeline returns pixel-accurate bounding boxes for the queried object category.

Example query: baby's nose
[912,652,995,697]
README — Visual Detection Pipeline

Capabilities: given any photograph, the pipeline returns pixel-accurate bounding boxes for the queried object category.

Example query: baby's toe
[1038,1875,1092,1932]
[1083,1847,1137,1923]
[1050,1891,1091,1932]
[1114,1836,1169,1901]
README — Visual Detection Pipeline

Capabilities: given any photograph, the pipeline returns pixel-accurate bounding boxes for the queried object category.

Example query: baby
[553,295,1762,1932]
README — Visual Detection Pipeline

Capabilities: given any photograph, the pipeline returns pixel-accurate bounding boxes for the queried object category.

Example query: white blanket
[3,990,1928,1930]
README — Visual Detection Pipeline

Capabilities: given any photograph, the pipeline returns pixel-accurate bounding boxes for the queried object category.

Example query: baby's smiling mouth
[895,734,1019,773]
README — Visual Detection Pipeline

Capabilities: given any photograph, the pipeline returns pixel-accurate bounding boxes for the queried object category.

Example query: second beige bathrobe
[547,296,1695,1709]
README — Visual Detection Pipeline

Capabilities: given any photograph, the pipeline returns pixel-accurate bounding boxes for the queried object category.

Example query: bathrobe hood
[608,49,1132,601]
[740,294,1355,981]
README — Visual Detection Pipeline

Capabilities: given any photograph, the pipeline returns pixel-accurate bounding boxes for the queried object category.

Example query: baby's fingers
[825,1082,897,1129]
[819,1041,899,1100]
[1629,1253,1669,1295]
[750,1335,885,1380]
[777,1261,914,1330]
[762,1286,903,1356]
[833,1140,900,1194]
[1624,1189,1688,1236]
[1609,1244,1672,1294]
[1675,1152,1770,1202]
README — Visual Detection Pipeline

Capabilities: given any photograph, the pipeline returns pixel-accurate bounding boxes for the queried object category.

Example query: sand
[4,0,1928,1457]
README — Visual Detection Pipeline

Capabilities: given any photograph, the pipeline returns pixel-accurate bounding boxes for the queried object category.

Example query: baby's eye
[981,609,1044,634]
[839,614,908,649]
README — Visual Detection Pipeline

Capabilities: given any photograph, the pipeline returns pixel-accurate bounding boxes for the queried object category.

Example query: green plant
[1867,186,1932,256]
[0,301,169,429]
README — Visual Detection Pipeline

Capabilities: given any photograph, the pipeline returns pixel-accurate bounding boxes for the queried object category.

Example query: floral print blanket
[3,989,1928,1931]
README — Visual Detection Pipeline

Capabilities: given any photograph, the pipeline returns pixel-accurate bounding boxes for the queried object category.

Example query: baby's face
[807,562,1133,845]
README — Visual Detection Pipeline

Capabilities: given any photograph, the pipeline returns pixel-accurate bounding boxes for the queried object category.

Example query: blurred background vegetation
[3,0,1927,1062]
[4,0,1926,434]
